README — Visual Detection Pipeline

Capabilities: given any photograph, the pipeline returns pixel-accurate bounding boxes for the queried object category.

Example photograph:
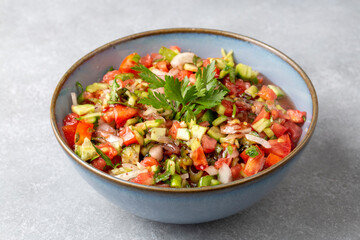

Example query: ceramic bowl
[50,28,318,224]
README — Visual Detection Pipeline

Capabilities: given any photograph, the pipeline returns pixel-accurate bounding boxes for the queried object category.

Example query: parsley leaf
[245,145,260,158]
[134,60,228,122]
[92,144,113,167]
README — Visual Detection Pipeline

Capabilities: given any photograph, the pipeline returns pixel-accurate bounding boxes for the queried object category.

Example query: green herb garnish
[92,144,113,167]
[133,61,228,122]
[245,145,260,158]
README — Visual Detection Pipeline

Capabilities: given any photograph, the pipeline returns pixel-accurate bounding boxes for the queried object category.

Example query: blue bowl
[50,28,318,224]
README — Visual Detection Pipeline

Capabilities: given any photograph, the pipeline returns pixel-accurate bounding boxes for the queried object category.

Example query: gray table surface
[1,0,359,239]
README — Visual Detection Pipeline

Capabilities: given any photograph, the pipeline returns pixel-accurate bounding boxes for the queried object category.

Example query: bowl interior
[53,29,316,190]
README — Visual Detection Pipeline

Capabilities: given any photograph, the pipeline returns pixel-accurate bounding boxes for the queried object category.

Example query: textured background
[1,0,359,239]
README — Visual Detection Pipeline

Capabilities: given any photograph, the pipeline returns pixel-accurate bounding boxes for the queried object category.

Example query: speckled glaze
[50,28,318,224]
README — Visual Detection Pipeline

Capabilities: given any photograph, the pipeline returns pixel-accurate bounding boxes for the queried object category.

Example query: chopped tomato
[114,105,138,128]
[235,79,250,95]
[283,121,302,145]
[214,158,231,169]
[102,70,121,83]
[141,157,160,167]
[75,120,93,145]
[267,134,292,158]
[119,126,138,146]
[111,155,121,166]
[271,122,288,137]
[177,70,192,81]
[169,45,181,52]
[139,54,153,68]
[221,99,235,117]
[192,146,208,170]
[130,171,154,185]
[265,153,283,168]
[155,61,169,72]
[151,53,163,61]
[169,121,181,139]
[91,157,107,171]
[97,143,118,160]
[258,85,277,101]
[189,74,196,84]
[271,109,279,120]
[287,109,306,123]
[253,107,270,124]
[119,53,140,74]
[101,107,115,123]
[240,149,249,163]
[231,164,243,180]
[119,79,135,88]
[243,147,265,176]
[63,113,79,126]
[62,124,78,148]
[201,134,217,153]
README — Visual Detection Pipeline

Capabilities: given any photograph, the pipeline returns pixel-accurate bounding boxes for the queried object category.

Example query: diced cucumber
[110,141,122,153]
[210,179,220,186]
[235,63,258,81]
[189,138,201,152]
[74,138,97,161]
[190,125,208,140]
[159,46,177,61]
[121,144,140,164]
[215,58,227,70]
[263,128,275,138]
[207,126,225,141]
[212,115,228,127]
[170,174,182,188]
[78,112,101,123]
[183,63,198,72]
[268,85,285,98]
[125,117,139,126]
[137,119,165,130]
[127,93,138,106]
[115,73,134,81]
[150,128,167,142]
[85,83,109,93]
[166,158,176,175]
[245,85,259,98]
[199,110,217,125]
[176,128,191,141]
[215,104,226,115]
[129,126,144,146]
[71,104,95,115]
[198,175,214,187]
[252,118,271,133]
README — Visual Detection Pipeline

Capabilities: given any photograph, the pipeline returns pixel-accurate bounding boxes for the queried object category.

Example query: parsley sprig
[133,61,228,122]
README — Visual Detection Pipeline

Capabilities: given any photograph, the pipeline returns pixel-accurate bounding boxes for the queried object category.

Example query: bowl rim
[50,28,318,193]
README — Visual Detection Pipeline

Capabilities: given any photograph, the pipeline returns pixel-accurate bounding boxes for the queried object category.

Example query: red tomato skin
[97,143,118,160]
[63,113,79,126]
[130,172,154,185]
[221,100,235,117]
[119,127,138,146]
[265,153,283,168]
[240,149,249,163]
[192,146,208,171]
[258,86,277,101]
[141,157,160,167]
[231,164,242,180]
[267,134,292,158]
[155,61,169,72]
[201,134,217,153]
[283,121,302,145]
[62,124,78,148]
[102,70,121,83]
[92,157,107,171]
[169,121,181,139]
[177,70,192,81]
[75,121,94,145]
[114,105,138,128]
[151,53,162,61]
[189,74,196,84]
[214,158,231,169]
[170,46,181,52]
[287,110,306,123]
[139,54,153,68]
[244,148,265,176]
[271,122,288,137]
[119,53,140,74]
[253,107,270,124]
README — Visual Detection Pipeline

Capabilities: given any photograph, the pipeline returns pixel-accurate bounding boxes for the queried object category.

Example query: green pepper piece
[170,174,182,188]
[198,175,214,187]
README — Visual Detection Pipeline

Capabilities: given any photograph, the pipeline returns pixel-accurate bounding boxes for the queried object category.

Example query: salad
[62,46,306,188]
